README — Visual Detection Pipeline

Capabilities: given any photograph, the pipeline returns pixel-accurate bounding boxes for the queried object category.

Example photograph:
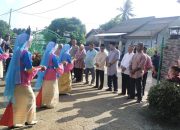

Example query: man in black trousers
[129,43,147,103]
[106,42,120,93]
[94,44,107,90]
[119,45,134,96]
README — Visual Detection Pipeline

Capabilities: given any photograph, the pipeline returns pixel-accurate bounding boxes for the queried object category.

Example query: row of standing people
[120,43,152,103]
[72,41,153,103]
[72,41,120,92]
[0,29,74,128]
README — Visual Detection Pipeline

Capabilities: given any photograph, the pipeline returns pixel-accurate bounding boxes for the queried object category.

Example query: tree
[0,20,9,37]
[46,17,86,44]
[99,0,135,31]
[117,0,135,21]
[100,17,122,31]
[13,28,26,35]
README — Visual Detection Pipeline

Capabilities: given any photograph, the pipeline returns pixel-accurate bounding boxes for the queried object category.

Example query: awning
[94,33,126,37]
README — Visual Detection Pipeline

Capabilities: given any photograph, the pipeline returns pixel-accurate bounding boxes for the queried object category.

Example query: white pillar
[99,37,103,47]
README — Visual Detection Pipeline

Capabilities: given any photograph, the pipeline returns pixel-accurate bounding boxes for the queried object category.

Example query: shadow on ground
[57,82,180,130]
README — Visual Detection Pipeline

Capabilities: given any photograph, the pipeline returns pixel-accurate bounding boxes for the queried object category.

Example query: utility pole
[8,9,12,31]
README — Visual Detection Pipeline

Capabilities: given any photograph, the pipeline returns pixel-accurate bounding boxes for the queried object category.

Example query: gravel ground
[0,71,179,130]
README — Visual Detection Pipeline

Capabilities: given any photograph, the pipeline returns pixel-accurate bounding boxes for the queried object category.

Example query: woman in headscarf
[54,44,63,57]
[0,28,45,128]
[35,41,64,109]
[73,44,86,83]
[58,44,74,95]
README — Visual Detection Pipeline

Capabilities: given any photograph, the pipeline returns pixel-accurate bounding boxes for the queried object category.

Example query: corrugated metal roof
[107,17,155,33]
[127,16,180,37]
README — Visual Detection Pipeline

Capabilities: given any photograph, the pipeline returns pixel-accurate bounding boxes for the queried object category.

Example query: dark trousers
[142,72,148,95]
[129,77,142,101]
[95,69,104,88]
[107,75,118,91]
[74,68,83,82]
[121,73,130,95]
[85,67,95,83]
[5,58,11,73]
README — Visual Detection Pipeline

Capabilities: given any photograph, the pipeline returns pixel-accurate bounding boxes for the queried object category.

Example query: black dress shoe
[105,88,112,91]
[136,100,142,103]
[118,93,125,96]
[127,96,135,99]
[113,91,118,94]
[25,121,38,126]
[98,87,103,90]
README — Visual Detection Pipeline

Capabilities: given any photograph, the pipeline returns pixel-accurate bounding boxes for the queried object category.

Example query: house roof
[86,29,104,38]
[127,16,180,37]
[106,16,155,33]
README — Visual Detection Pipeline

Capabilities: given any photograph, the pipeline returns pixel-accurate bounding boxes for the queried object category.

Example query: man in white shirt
[119,45,134,95]
[94,44,107,90]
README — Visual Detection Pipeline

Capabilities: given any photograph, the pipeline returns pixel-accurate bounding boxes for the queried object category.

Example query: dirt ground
[0,71,179,130]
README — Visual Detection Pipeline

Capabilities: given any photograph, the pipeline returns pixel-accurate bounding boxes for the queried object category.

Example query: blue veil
[34,41,57,90]
[59,44,70,63]
[4,33,30,103]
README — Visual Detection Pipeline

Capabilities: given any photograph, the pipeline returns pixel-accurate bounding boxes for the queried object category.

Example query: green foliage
[12,28,26,35]
[147,46,160,56]
[46,17,86,44]
[41,29,63,43]
[147,81,180,123]
[0,20,9,37]
[71,31,86,44]
[29,33,46,55]
[100,17,121,31]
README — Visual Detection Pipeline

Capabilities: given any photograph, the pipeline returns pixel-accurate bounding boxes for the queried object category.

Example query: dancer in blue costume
[58,44,74,94]
[0,28,45,128]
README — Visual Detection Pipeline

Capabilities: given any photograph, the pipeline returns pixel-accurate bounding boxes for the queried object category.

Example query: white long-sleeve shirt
[121,52,134,75]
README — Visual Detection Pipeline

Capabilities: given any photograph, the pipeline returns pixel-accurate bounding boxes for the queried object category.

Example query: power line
[21,0,77,15]
[0,11,10,17]
[0,0,43,16]
[12,0,43,12]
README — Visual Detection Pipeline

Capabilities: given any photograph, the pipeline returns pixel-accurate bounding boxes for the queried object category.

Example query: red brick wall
[161,39,180,78]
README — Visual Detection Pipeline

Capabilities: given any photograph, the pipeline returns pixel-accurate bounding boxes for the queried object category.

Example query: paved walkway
[0,72,179,130]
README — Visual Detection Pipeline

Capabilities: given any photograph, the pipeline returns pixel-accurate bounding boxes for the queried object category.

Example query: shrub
[147,81,180,123]
[147,45,160,57]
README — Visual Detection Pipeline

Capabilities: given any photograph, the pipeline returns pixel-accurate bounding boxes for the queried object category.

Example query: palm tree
[117,0,135,21]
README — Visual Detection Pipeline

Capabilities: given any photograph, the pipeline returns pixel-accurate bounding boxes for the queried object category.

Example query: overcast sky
[0,0,180,32]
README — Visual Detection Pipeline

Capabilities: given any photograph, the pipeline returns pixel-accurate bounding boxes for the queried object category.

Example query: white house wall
[125,37,157,52]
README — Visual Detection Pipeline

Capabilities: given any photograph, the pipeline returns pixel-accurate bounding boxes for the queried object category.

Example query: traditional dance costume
[58,44,73,94]
[0,32,42,128]
[35,42,63,108]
